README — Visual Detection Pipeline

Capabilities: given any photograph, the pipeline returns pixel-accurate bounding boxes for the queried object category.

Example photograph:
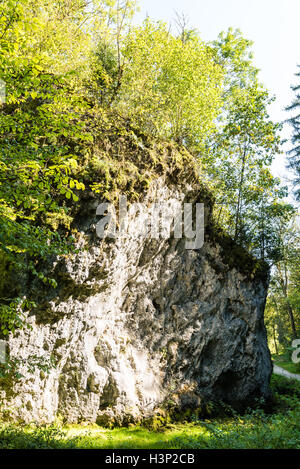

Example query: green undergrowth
[0,374,299,449]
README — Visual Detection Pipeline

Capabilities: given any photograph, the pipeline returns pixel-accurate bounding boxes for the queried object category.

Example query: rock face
[1,181,272,424]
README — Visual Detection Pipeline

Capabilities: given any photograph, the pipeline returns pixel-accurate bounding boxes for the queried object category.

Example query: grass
[0,374,300,449]
[272,354,300,374]
[276,362,300,374]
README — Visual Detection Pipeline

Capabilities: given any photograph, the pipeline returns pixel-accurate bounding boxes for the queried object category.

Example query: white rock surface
[1,182,272,424]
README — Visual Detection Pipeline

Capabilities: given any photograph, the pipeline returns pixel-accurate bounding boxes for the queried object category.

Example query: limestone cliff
[0,177,272,424]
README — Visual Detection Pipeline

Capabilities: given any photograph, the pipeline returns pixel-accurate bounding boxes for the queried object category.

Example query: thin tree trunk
[273,324,278,355]
[286,302,297,340]
[283,262,297,339]
[234,145,247,241]
[278,264,298,339]
[217,205,223,225]
[260,198,265,260]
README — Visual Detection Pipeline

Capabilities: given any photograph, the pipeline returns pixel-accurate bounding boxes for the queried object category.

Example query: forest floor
[0,374,299,449]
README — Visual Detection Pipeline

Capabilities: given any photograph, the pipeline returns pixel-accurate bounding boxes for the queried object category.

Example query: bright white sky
[134,0,300,197]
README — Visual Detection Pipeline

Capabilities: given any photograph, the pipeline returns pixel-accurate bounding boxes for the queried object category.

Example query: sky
[134,0,300,196]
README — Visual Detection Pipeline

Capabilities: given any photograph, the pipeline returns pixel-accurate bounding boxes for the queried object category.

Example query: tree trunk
[273,324,278,355]
[234,145,247,241]
[278,263,298,340]
[286,301,298,340]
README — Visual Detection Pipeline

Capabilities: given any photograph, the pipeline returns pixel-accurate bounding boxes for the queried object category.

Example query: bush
[0,424,79,449]
[271,374,300,399]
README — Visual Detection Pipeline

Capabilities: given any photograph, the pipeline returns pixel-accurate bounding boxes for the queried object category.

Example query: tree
[0,0,97,334]
[205,30,285,261]
[265,217,300,349]
[115,20,224,148]
[286,64,300,200]
[90,0,138,105]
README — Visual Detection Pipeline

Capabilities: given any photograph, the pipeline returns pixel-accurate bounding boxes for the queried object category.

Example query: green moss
[76,114,202,204]
[142,408,172,431]
[0,372,17,400]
